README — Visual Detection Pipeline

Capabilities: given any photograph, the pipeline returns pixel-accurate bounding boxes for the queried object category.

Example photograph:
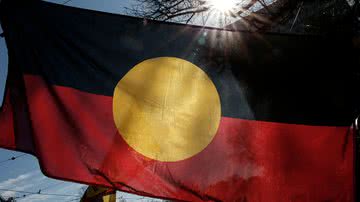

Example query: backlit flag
[0,0,359,201]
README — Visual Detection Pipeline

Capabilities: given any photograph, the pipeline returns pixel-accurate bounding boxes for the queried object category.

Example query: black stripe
[1,0,359,126]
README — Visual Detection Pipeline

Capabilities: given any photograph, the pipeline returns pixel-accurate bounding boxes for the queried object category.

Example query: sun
[208,0,237,12]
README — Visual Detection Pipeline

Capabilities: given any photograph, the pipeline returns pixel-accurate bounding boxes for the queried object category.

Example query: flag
[80,186,116,202]
[0,0,359,201]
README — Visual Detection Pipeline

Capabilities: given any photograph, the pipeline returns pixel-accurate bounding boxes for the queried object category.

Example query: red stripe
[18,75,354,201]
[0,91,16,150]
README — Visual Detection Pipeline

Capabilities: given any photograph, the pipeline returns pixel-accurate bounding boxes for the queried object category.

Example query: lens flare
[208,0,237,12]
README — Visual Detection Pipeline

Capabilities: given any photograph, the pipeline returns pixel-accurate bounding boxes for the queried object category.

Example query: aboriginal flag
[0,0,359,201]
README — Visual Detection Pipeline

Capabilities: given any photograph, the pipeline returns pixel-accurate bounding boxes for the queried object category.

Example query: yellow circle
[113,57,221,162]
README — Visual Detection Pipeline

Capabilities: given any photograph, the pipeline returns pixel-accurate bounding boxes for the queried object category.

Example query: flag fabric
[0,0,359,201]
[80,186,116,202]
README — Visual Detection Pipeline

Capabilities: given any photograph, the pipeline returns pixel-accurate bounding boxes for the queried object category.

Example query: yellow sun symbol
[113,57,221,162]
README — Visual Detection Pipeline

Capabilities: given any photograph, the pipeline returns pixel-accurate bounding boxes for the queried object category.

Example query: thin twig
[290,1,303,31]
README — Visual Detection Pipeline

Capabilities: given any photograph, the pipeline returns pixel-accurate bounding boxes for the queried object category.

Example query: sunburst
[208,0,238,13]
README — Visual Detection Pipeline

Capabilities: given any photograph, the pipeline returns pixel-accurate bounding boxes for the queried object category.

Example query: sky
[0,0,162,201]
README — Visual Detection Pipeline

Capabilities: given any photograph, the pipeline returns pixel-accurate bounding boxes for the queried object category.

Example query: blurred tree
[0,195,15,202]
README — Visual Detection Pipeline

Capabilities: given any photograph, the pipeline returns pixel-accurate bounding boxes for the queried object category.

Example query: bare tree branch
[127,0,354,33]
